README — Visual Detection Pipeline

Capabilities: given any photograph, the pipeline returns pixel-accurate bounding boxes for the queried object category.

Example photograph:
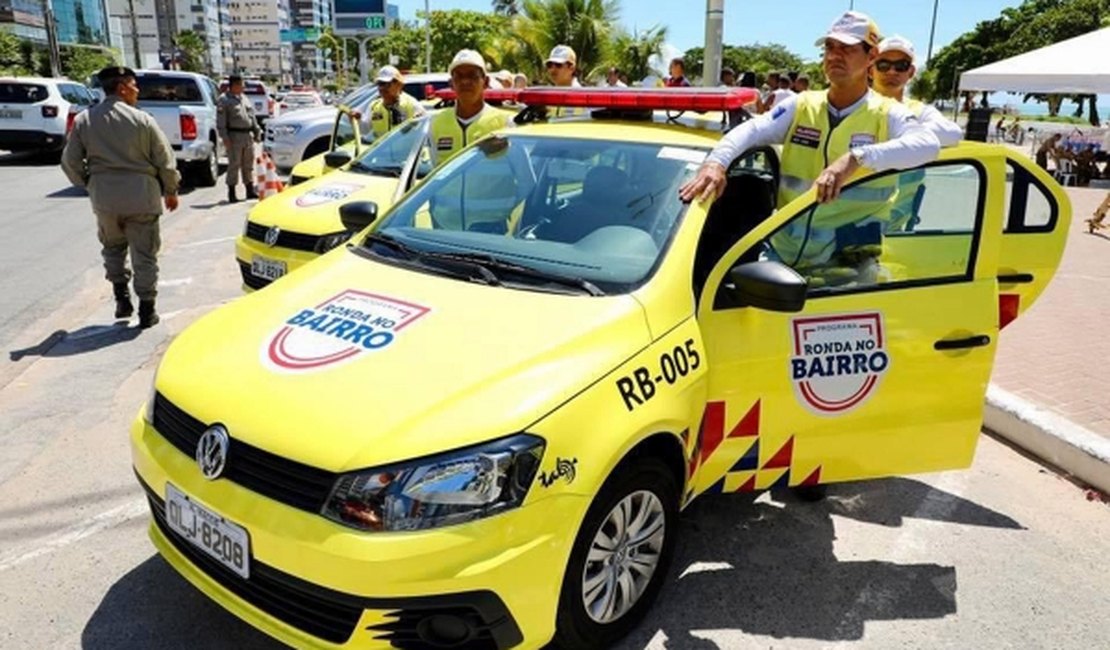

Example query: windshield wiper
[364,234,500,286]
[351,161,403,178]
[422,251,605,296]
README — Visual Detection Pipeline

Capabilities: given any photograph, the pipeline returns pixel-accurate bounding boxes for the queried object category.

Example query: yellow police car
[286,105,370,186]
[133,87,1070,649]
[236,115,434,290]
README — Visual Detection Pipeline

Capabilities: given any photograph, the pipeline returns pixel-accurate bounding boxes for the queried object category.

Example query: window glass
[58,84,88,105]
[755,163,981,295]
[350,117,426,178]
[1004,161,1054,231]
[136,77,203,104]
[0,83,48,103]
[371,136,702,293]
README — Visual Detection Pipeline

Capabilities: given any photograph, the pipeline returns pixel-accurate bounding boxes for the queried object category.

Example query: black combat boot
[113,282,134,318]
[227,186,239,203]
[138,300,159,328]
[245,185,259,200]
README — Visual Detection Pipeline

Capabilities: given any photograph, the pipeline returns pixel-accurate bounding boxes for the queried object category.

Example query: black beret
[96,66,136,83]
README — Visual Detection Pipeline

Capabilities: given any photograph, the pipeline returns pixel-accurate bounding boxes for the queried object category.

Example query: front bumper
[234,232,321,291]
[130,410,584,649]
[265,139,299,171]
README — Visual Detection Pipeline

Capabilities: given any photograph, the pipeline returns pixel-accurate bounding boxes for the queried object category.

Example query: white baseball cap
[878,35,916,61]
[815,10,881,48]
[374,65,404,84]
[448,49,487,75]
[546,45,577,66]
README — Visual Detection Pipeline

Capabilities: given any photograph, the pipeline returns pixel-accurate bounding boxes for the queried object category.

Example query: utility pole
[702,0,723,87]
[424,0,431,74]
[926,0,939,67]
[126,0,142,68]
[40,0,61,77]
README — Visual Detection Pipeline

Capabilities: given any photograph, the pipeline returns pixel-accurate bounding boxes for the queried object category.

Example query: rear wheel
[552,457,679,649]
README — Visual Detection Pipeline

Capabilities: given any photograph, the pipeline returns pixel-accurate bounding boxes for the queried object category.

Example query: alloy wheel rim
[581,489,666,624]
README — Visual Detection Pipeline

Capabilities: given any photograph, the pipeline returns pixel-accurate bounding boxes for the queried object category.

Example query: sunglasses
[875,59,912,73]
[545,61,567,69]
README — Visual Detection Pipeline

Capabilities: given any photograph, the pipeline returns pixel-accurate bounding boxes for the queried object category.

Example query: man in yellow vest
[679,10,940,271]
[368,65,426,139]
[429,49,513,169]
[871,35,962,232]
[546,45,585,118]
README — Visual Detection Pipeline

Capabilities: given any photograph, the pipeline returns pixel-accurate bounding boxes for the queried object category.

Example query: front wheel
[552,457,679,649]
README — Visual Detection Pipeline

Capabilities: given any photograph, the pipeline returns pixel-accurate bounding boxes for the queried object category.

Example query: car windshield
[137,77,203,104]
[349,117,427,178]
[364,135,702,295]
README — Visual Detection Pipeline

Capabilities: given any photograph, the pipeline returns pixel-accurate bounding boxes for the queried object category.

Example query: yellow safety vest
[369,93,422,138]
[886,99,927,233]
[772,90,897,269]
[429,106,512,168]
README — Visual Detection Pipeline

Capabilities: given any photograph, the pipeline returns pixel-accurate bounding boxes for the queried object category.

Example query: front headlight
[314,230,353,254]
[322,434,545,532]
[270,124,301,137]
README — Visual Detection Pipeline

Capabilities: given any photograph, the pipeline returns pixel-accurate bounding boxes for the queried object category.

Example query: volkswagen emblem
[264,225,281,247]
[196,425,230,480]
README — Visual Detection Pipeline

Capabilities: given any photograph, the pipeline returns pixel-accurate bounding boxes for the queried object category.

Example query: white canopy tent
[959,27,1110,94]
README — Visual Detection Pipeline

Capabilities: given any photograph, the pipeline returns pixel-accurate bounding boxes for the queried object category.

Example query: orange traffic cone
[254,152,284,200]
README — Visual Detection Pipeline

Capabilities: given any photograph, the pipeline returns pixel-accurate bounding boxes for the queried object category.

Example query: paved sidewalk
[987,186,1110,491]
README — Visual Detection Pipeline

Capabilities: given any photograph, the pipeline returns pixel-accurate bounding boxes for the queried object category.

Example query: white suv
[0,77,96,161]
[264,73,449,171]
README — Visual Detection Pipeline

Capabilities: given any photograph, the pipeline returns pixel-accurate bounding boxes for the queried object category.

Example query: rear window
[136,77,204,104]
[0,83,49,104]
[219,82,267,95]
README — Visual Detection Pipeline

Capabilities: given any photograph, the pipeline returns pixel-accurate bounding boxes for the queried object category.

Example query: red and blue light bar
[516,87,761,112]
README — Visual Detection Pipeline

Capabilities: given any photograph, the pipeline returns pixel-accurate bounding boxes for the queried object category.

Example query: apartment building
[289,0,331,84]
[228,0,292,82]
[0,0,110,45]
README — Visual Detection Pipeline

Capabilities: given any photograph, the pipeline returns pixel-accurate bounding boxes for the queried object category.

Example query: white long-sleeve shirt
[706,90,940,172]
[918,103,962,147]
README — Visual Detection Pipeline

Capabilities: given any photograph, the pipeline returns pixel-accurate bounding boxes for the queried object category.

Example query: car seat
[543,166,635,243]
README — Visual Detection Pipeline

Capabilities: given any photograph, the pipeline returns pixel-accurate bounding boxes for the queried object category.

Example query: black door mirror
[323,149,352,169]
[727,261,807,312]
[339,201,379,232]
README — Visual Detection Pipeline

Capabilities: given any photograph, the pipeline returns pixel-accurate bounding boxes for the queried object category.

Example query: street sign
[365,16,386,30]
[333,0,389,36]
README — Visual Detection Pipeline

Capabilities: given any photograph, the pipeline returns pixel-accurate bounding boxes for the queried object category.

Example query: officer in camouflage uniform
[217,74,262,203]
[62,66,179,328]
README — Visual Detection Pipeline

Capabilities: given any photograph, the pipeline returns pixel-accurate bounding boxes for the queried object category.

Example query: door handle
[997,273,1034,284]
[934,335,992,351]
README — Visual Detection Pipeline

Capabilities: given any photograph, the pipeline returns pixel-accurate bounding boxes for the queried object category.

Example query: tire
[192,143,219,187]
[301,136,330,162]
[552,456,680,649]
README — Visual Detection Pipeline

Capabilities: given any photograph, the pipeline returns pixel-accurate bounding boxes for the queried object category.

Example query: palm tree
[503,0,621,83]
[607,25,666,83]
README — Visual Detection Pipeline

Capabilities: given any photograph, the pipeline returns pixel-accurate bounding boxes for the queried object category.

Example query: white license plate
[0,109,22,119]
[255,102,264,111]
[251,256,286,281]
[165,483,250,579]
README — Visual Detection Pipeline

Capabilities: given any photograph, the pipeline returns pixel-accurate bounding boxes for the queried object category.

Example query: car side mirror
[324,149,352,169]
[339,201,379,232]
[360,133,375,145]
[727,261,807,312]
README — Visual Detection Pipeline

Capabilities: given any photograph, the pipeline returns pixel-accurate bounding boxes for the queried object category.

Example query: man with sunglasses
[546,45,585,118]
[368,65,426,140]
[680,11,939,208]
[872,36,961,146]
[429,49,513,169]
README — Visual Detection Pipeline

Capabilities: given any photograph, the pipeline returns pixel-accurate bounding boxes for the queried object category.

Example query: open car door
[689,148,1012,498]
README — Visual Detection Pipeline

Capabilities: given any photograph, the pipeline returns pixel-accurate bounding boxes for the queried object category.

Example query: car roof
[0,77,71,85]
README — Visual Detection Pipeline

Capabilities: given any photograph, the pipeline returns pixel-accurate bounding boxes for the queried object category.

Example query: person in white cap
[681,10,939,209]
[872,35,961,146]
[546,45,580,87]
[367,65,426,139]
[429,49,513,168]
[871,35,962,232]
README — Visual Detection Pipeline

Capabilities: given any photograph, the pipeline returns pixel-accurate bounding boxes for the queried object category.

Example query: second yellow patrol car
[135,87,1069,649]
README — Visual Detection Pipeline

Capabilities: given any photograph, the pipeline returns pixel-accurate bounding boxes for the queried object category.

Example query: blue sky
[398,0,1023,67]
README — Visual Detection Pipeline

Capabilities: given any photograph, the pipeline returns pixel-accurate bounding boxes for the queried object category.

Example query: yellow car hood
[159,250,651,472]
[248,170,401,235]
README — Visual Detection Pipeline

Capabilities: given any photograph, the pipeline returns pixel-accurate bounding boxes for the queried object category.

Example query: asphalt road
[0,156,1107,649]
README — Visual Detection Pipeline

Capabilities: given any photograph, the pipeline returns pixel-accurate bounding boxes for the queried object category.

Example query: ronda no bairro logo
[789,312,890,415]
[263,289,430,372]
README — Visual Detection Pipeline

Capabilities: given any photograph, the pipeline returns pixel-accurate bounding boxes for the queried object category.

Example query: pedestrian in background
[546,45,581,87]
[665,58,691,87]
[794,74,810,92]
[217,74,261,204]
[368,65,425,138]
[61,66,179,329]
[720,67,737,87]
[605,67,628,87]
[512,73,528,89]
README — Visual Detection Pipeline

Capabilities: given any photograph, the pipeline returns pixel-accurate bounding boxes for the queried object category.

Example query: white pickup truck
[135,70,223,187]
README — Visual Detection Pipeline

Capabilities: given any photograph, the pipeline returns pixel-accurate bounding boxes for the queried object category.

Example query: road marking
[179,235,237,249]
[161,309,185,320]
[158,277,193,288]
[0,498,146,572]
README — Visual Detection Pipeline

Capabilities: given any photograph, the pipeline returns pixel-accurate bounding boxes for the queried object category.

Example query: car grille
[139,478,365,644]
[244,221,320,252]
[151,392,338,513]
[237,261,271,291]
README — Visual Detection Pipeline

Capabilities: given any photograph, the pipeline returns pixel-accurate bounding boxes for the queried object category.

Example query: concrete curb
[984,384,1110,495]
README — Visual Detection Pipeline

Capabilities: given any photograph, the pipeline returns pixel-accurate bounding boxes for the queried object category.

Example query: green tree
[0,31,31,76]
[605,25,666,82]
[60,45,115,82]
[174,30,209,74]
[499,0,620,82]
[317,26,358,85]
[683,42,810,86]
[426,9,509,71]
[367,20,426,71]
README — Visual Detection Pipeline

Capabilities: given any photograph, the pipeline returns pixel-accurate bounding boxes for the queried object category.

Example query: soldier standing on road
[61,66,179,329]
[218,74,261,204]
[368,66,426,139]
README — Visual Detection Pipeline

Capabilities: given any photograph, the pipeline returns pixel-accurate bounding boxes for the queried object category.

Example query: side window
[334,114,355,148]
[59,84,88,105]
[748,162,983,298]
[1003,162,1056,232]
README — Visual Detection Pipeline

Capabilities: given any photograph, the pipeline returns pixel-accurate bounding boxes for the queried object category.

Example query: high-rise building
[106,0,161,69]
[228,0,292,82]
[289,0,331,84]
[153,0,225,74]
[0,0,110,45]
